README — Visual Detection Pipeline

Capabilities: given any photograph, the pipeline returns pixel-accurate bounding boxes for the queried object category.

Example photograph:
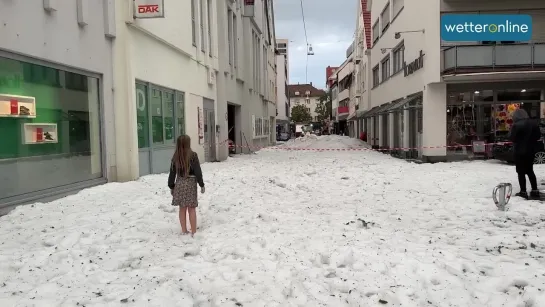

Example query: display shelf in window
[0,94,37,118]
[22,123,58,144]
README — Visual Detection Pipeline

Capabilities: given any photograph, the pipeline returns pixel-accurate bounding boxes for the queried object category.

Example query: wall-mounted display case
[0,94,37,118]
[22,123,58,144]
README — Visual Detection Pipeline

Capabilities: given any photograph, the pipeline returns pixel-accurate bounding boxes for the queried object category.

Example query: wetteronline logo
[441,14,532,41]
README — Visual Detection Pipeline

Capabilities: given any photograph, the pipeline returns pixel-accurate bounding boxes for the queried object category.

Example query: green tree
[315,92,332,122]
[291,104,312,123]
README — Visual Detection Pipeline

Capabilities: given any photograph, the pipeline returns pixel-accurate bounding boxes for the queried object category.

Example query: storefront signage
[403,50,424,77]
[133,0,164,19]
[242,0,255,17]
[136,88,146,111]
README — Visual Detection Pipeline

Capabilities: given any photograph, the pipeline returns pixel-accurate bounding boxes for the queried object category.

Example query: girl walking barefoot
[168,135,205,236]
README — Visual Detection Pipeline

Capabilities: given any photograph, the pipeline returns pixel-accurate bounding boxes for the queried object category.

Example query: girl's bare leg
[188,207,197,236]
[179,206,189,234]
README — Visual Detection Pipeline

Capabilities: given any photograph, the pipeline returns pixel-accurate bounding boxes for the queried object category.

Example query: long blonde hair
[172,135,193,177]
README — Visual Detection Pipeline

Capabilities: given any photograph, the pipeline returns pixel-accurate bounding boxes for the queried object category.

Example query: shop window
[136,83,149,148]
[163,91,174,142]
[151,88,163,144]
[0,56,102,200]
[22,63,60,87]
[65,72,88,92]
[497,89,541,101]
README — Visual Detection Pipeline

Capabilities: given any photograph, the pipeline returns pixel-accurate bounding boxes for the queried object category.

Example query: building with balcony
[276,39,290,133]
[332,48,356,136]
[288,83,326,123]
[358,0,545,162]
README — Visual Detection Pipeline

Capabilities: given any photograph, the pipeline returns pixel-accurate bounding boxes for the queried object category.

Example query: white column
[388,112,395,149]
[422,83,447,159]
[216,70,229,161]
[88,79,101,174]
[378,115,384,147]
[369,117,374,145]
[112,2,139,181]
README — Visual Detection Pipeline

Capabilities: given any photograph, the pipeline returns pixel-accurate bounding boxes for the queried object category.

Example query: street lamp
[395,29,425,39]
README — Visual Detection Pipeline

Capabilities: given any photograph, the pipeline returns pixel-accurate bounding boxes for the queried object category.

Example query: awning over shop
[382,94,423,113]
[362,103,391,118]
[356,110,366,118]
[338,113,349,121]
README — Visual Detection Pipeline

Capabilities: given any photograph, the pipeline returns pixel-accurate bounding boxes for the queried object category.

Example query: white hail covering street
[1,135,545,306]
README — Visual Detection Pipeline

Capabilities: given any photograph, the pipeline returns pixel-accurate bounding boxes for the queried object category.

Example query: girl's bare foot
[182,231,190,235]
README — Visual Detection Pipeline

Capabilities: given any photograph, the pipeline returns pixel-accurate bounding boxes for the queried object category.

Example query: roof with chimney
[287,83,327,98]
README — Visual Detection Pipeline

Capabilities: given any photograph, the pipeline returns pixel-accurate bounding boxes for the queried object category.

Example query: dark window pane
[151,88,163,144]
[163,91,174,142]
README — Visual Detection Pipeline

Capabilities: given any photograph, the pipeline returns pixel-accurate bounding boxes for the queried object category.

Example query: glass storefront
[446,88,543,159]
[0,57,102,201]
[136,81,185,175]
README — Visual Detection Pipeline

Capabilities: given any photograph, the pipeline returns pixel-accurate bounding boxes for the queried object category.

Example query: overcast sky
[273,0,357,89]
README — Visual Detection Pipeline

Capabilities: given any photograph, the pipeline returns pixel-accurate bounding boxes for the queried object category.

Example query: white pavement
[1,135,545,306]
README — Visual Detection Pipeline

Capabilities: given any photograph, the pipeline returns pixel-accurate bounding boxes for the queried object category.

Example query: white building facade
[355,0,545,162]
[275,39,290,133]
[113,0,220,181]
[0,1,115,210]
[0,0,277,211]
[216,0,277,154]
[288,84,326,123]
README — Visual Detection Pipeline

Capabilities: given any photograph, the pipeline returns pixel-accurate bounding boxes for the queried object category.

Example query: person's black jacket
[167,152,205,189]
[509,109,541,156]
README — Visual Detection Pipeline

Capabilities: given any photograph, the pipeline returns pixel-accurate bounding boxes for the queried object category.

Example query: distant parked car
[493,138,545,164]
[277,132,290,141]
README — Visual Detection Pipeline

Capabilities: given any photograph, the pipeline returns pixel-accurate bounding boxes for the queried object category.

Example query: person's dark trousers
[515,153,538,196]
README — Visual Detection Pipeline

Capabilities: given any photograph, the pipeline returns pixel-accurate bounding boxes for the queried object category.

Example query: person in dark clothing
[168,135,205,236]
[509,109,541,199]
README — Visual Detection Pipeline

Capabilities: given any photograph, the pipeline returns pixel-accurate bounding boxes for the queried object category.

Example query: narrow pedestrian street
[1,136,544,306]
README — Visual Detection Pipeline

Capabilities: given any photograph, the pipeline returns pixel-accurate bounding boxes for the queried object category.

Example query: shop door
[203,99,216,162]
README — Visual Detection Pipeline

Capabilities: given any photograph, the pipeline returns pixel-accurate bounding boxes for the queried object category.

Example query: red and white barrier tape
[212,140,513,152]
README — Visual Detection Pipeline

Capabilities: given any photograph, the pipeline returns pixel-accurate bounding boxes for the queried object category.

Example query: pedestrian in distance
[168,135,205,236]
[509,108,541,199]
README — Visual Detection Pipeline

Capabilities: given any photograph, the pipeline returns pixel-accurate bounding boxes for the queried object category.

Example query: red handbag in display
[36,128,43,142]
[10,99,18,115]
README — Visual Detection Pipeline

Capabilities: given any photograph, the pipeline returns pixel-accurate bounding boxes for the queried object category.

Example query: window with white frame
[263,118,270,135]
[381,3,390,33]
[372,65,379,88]
[191,0,196,46]
[199,0,205,52]
[252,115,264,137]
[392,42,404,74]
[227,9,233,65]
[393,0,404,18]
[372,20,379,43]
[263,45,267,95]
[207,0,212,57]
[381,56,390,82]
[233,14,238,68]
